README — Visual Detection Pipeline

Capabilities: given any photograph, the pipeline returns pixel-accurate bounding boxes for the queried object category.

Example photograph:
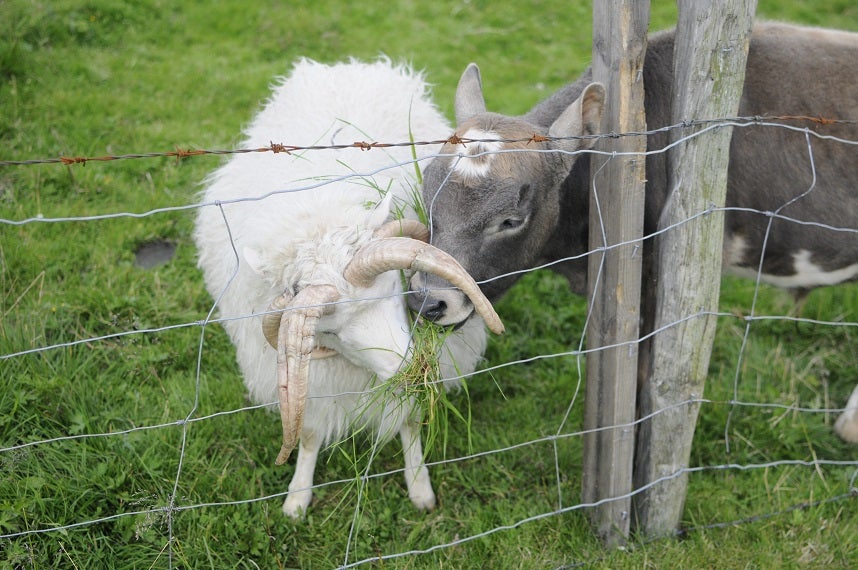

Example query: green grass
[2,1,858,568]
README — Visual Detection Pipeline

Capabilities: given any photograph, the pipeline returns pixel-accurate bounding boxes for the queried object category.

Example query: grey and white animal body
[407,23,858,441]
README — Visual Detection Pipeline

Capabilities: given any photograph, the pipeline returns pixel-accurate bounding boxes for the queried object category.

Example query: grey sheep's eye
[499,218,524,231]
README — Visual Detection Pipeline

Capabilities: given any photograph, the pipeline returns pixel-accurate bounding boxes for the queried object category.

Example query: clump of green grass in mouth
[387,317,472,458]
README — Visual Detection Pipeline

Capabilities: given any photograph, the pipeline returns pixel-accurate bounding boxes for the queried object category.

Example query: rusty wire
[1,115,855,169]
[0,136,542,167]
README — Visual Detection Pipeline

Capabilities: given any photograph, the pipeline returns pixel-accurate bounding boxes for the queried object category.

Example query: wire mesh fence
[2,120,858,567]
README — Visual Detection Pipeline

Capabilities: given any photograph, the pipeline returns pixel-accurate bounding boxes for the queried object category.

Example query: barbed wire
[1,114,855,168]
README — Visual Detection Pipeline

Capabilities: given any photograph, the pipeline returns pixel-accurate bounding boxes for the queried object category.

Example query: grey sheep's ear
[549,82,606,152]
[454,63,487,125]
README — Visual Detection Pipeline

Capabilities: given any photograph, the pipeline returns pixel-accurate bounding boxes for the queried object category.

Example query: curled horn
[263,291,338,358]
[343,237,505,335]
[372,219,430,242]
[274,284,340,465]
[261,219,429,350]
[262,290,294,349]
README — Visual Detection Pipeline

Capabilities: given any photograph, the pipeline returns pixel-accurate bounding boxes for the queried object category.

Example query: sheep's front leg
[834,383,858,443]
[400,420,436,511]
[283,430,321,518]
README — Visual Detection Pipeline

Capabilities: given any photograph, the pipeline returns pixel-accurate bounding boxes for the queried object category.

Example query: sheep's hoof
[283,491,313,519]
[834,411,858,443]
[408,487,437,512]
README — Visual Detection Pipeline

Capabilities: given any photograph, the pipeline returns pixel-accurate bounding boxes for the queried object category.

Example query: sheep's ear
[369,192,395,228]
[454,63,487,125]
[243,247,268,276]
[549,82,605,152]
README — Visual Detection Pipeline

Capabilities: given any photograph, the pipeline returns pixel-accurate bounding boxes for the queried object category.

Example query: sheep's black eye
[485,212,528,238]
[499,218,523,231]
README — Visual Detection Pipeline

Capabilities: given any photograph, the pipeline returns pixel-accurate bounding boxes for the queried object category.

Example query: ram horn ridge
[373,219,431,242]
[262,291,338,358]
[275,284,340,465]
[344,237,505,335]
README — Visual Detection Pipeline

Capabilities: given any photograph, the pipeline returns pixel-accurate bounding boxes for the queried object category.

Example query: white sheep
[193,58,503,518]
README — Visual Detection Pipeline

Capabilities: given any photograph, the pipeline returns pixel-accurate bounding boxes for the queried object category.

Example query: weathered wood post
[582,0,649,546]
[632,0,757,537]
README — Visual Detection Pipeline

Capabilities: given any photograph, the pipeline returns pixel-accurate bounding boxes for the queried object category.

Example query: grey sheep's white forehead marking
[451,127,504,180]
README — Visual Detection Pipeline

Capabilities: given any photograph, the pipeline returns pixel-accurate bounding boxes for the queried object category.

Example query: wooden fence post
[632,0,757,537]
[582,0,649,546]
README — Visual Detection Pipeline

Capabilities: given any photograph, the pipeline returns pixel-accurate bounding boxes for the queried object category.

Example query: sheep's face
[246,222,413,381]
[408,69,605,327]
[315,273,412,380]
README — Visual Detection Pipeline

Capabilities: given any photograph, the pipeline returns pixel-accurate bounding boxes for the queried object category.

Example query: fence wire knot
[174,147,206,162]
[269,141,291,154]
[60,156,88,166]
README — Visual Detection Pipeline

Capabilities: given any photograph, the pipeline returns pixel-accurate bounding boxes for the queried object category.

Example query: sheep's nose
[422,299,447,322]
[406,289,447,322]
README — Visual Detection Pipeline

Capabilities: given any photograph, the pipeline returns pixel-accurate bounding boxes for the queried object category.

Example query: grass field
[2,1,858,568]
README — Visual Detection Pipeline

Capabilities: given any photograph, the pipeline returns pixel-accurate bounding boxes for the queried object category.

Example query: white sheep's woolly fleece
[194,57,485,450]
